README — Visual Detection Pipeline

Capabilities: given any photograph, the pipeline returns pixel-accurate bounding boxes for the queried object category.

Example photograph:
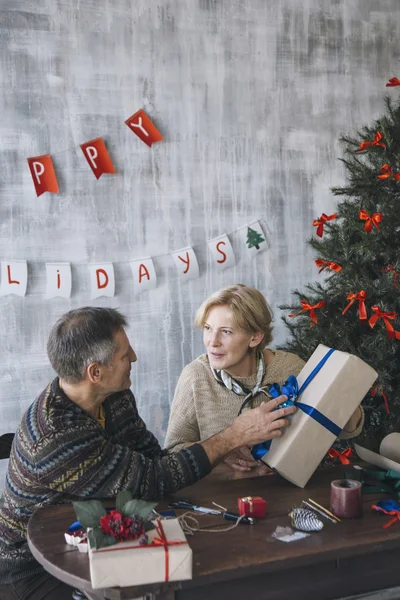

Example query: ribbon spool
[331,479,362,519]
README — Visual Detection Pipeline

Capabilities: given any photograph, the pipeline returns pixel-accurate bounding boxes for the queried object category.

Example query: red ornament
[369,306,400,341]
[355,131,386,152]
[327,448,353,465]
[359,210,382,232]
[100,510,144,542]
[313,213,337,237]
[238,496,266,518]
[381,264,400,288]
[289,300,325,327]
[342,290,368,321]
[371,385,390,415]
[315,259,342,274]
[386,78,400,87]
[377,164,400,181]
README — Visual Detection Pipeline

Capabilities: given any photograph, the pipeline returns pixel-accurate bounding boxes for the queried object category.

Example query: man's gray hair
[47,307,128,383]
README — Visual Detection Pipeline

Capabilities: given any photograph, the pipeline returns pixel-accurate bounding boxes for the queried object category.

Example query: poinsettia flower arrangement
[73,490,157,550]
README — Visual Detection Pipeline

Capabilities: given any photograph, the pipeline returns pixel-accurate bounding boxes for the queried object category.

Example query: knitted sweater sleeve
[164,362,201,452]
[32,398,211,501]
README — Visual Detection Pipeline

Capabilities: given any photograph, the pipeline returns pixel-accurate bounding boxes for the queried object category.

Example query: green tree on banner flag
[246,227,265,250]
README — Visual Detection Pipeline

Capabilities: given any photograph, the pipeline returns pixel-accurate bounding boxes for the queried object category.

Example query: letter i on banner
[171,247,200,280]
[80,138,116,179]
[27,155,59,197]
[89,263,115,299]
[46,263,72,298]
[125,109,163,147]
[207,234,236,269]
[130,258,157,293]
[241,220,267,256]
[0,260,28,296]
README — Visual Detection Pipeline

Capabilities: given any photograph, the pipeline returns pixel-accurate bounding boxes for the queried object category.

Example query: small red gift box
[238,496,266,518]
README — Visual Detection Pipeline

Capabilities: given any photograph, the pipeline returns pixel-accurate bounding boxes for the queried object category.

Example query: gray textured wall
[1,1,399,480]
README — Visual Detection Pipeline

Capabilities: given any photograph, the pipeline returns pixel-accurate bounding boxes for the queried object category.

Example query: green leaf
[122,499,158,520]
[72,500,107,528]
[116,490,132,513]
[144,520,156,532]
[88,526,117,550]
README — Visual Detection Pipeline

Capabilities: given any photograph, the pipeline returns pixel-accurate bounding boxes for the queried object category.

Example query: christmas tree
[246,227,265,250]
[280,86,400,451]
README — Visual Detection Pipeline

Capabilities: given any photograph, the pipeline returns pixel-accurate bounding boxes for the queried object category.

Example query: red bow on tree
[342,290,368,321]
[381,264,400,288]
[386,77,400,87]
[377,164,400,181]
[359,210,382,232]
[313,213,337,237]
[315,259,342,274]
[327,448,353,465]
[289,300,325,327]
[355,131,386,152]
[371,385,390,415]
[369,306,400,341]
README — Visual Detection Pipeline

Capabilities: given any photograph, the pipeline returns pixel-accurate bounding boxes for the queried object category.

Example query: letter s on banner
[89,263,115,299]
[207,234,236,269]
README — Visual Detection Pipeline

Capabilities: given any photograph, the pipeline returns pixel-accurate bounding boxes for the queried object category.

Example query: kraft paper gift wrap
[259,344,377,488]
[88,518,192,589]
[355,432,400,474]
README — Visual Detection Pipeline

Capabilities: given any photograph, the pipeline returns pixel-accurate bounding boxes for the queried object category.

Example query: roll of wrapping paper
[330,479,362,518]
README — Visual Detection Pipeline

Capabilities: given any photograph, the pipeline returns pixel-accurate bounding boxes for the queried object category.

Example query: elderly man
[0,307,295,600]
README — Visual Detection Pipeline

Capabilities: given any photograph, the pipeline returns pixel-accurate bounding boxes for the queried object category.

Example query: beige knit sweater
[165,350,364,452]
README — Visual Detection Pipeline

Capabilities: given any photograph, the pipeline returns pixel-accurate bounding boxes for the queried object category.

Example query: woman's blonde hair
[194,284,273,351]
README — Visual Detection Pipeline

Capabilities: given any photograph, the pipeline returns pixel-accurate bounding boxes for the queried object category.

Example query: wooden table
[27,465,400,600]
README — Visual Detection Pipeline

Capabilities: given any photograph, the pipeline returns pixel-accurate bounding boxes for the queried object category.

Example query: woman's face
[203,305,262,377]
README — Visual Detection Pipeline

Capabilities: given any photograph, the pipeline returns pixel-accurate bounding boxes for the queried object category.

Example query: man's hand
[201,395,296,466]
[223,446,259,472]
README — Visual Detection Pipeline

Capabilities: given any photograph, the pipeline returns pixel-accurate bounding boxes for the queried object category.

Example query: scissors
[168,500,221,515]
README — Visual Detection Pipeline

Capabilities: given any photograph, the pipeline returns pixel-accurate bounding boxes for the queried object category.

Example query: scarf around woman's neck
[211,351,271,415]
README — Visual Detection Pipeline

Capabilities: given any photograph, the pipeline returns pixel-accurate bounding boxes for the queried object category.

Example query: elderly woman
[165,284,364,473]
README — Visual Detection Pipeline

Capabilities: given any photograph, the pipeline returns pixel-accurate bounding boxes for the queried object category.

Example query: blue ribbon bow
[252,348,342,460]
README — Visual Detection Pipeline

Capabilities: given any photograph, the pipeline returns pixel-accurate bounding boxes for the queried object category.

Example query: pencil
[308,498,342,523]
[302,500,337,523]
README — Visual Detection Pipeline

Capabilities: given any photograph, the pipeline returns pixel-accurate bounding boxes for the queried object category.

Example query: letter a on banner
[0,260,28,297]
[125,109,163,147]
[207,234,235,269]
[46,263,72,298]
[89,263,115,299]
[171,247,200,281]
[80,137,116,179]
[130,258,157,293]
[27,155,59,197]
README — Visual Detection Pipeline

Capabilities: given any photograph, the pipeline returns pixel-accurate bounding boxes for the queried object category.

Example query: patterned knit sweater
[0,378,211,584]
[165,350,364,452]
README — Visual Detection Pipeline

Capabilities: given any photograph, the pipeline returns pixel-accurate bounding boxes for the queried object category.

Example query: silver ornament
[289,508,324,532]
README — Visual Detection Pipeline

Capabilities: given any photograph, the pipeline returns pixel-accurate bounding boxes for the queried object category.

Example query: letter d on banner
[27,155,59,196]
[89,263,115,299]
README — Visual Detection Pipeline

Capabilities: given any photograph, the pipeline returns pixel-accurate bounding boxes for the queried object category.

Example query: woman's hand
[223,446,271,473]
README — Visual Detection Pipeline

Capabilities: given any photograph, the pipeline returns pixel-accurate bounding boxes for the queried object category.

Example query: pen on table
[307,498,342,523]
[302,500,337,524]
[168,501,254,525]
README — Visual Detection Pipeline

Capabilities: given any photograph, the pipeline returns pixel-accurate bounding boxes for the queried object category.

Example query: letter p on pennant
[27,155,59,197]
[80,137,116,179]
[125,109,163,147]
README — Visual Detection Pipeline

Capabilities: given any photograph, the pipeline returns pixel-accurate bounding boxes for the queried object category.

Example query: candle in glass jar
[330,479,362,519]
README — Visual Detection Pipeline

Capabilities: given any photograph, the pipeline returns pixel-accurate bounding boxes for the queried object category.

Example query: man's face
[101,328,137,394]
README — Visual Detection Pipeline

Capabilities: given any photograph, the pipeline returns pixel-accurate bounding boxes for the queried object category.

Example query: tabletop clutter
[62,344,400,589]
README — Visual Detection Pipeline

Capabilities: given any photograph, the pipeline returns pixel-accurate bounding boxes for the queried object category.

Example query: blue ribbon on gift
[251,348,341,460]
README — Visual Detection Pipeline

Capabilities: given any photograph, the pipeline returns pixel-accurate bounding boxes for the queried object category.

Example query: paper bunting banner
[242,221,266,255]
[80,138,116,179]
[89,263,115,299]
[171,247,200,280]
[208,234,235,269]
[0,260,28,297]
[27,154,59,197]
[125,109,163,147]
[130,258,157,293]
[46,263,72,298]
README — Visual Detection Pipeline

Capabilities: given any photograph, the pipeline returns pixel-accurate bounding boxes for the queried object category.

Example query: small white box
[88,518,192,589]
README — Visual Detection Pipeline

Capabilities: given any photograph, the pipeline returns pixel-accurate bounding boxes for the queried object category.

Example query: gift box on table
[88,518,192,589]
[238,496,266,518]
[255,344,377,488]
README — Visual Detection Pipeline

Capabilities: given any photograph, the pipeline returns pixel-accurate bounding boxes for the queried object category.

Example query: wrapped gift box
[89,518,192,589]
[259,344,377,488]
[238,496,266,518]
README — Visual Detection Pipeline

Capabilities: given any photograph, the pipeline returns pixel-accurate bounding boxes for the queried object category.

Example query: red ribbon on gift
[327,448,353,465]
[377,164,400,181]
[371,385,390,414]
[381,264,400,288]
[355,131,386,152]
[386,77,400,87]
[315,259,342,274]
[359,210,382,232]
[289,300,325,326]
[342,290,368,321]
[371,504,400,528]
[313,213,337,237]
[369,306,400,341]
